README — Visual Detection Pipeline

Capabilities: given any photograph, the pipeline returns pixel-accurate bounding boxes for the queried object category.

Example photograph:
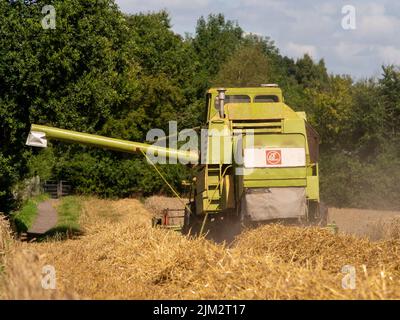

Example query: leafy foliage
[212,42,270,87]
[379,65,400,140]
[1,0,140,210]
[1,2,400,212]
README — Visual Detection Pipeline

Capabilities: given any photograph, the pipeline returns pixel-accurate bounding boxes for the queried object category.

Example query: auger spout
[26,124,199,164]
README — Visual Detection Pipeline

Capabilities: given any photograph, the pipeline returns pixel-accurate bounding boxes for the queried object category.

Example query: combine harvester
[26,85,325,239]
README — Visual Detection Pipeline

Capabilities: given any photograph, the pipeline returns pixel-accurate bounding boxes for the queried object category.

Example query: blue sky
[115,0,400,79]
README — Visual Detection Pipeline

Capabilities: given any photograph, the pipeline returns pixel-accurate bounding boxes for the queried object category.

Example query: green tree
[0,0,139,211]
[379,65,400,139]
[295,54,329,89]
[305,75,354,150]
[349,79,386,157]
[212,43,271,87]
[191,14,243,93]
[121,12,199,132]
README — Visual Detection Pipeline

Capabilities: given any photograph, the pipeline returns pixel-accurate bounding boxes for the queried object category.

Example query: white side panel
[244,148,305,168]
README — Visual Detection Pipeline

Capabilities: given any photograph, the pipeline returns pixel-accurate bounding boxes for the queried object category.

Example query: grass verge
[11,194,49,233]
[44,196,83,239]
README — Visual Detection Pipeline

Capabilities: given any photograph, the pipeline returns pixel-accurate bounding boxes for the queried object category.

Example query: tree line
[1,0,400,213]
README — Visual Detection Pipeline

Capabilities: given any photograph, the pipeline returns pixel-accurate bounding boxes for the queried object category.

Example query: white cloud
[243,31,263,37]
[115,0,400,78]
[358,13,400,37]
[339,2,400,46]
[116,0,211,12]
[318,3,337,15]
[285,42,317,59]
[334,42,367,61]
[377,46,400,65]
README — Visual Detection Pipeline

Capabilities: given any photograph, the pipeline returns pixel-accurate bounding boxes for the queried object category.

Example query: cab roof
[207,87,283,101]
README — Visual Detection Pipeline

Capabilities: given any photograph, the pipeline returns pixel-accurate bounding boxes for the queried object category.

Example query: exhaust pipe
[217,88,227,118]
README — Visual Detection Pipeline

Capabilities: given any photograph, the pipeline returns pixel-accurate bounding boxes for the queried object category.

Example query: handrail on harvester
[26,124,199,164]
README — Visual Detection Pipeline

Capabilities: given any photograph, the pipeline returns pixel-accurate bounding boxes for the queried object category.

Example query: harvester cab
[26,85,324,238]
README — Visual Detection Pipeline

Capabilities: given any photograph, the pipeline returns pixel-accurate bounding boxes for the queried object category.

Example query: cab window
[254,95,279,103]
[225,95,251,103]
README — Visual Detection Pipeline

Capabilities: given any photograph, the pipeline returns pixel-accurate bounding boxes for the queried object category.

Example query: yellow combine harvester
[27,85,324,238]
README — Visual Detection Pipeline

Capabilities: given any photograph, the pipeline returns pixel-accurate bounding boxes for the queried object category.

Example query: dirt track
[27,199,58,235]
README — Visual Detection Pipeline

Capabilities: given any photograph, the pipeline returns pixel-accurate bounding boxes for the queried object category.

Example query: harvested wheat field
[2,197,400,300]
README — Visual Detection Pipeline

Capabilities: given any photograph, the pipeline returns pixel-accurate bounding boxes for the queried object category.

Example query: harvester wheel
[318,202,328,227]
[307,201,328,227]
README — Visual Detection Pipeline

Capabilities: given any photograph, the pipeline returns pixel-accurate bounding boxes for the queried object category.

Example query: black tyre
[318,201,328,227]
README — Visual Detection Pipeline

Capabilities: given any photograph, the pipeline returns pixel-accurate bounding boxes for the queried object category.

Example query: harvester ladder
[200,164,231,235]
[206,164,222,209]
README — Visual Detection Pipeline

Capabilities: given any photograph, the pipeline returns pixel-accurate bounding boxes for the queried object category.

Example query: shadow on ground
[28,226,83,242]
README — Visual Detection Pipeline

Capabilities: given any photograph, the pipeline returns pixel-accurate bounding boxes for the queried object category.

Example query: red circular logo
[266,150,282,165]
